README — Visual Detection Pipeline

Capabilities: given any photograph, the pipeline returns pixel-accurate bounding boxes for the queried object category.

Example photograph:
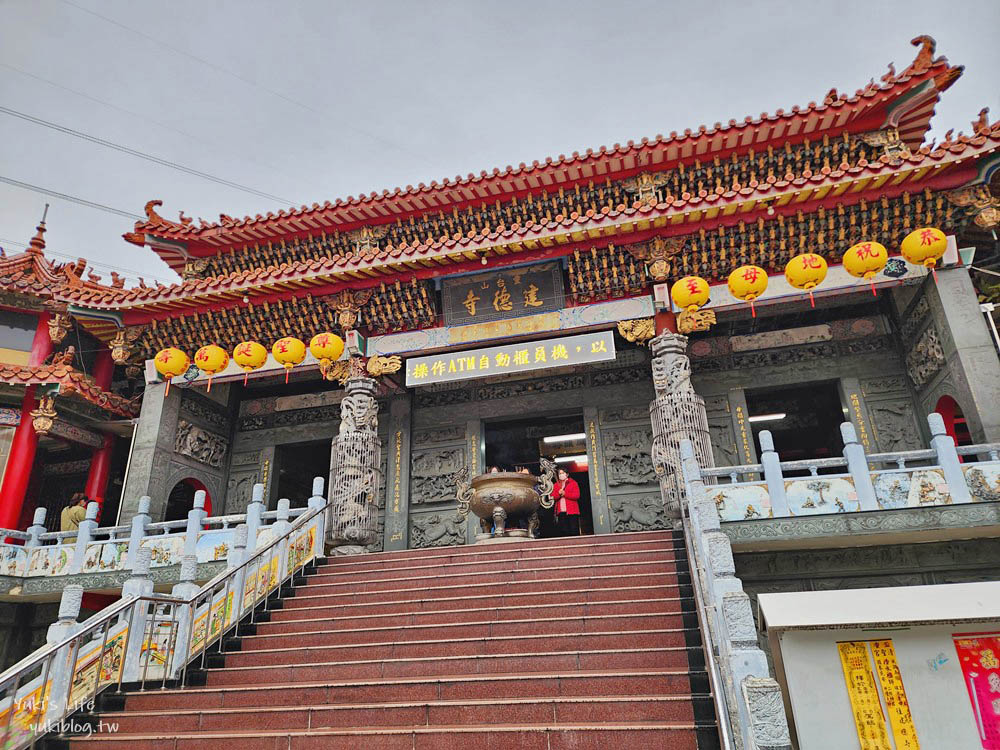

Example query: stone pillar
[326,371,381,554]
[923,268,1000,441]
[120,381,182,523]
[648,333,714,521]
[383,394,412,551]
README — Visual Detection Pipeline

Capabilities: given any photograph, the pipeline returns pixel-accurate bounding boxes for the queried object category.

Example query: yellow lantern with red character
[784,253,828,308]
[843,241,888,296]
[272,337,306,384]
[900,227,947,280]
[153,347,189,396]
[193,345,229,392]
[232,341,268,386]
[670,276,710,312]
[727,265,768,317]
[309,332,345,378]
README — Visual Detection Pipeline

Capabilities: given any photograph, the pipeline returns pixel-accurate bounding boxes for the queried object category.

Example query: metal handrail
[680,505,735,750]
[0,484,331,750]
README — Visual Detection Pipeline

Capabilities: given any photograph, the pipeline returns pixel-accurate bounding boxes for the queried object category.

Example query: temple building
[0,34,998,749]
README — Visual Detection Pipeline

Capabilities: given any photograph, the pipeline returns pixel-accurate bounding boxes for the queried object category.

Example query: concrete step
[258,596,686,632]
[101,694,699,734]
[287,566,686,600]
[69,723,699,750]
[120,669,701,711]
[205,646,698,686]
[228,628,692,667]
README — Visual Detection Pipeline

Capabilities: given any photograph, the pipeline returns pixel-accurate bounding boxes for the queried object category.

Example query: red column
[654,310,677,334]
[84,349,116,516]
[0,314,53,530]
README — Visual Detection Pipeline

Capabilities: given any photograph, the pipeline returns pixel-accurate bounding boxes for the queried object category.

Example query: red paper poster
[953,633,1000,750]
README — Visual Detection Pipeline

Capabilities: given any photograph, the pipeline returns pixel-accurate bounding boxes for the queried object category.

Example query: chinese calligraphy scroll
[838,641,893,750]
[954,633,1000,750]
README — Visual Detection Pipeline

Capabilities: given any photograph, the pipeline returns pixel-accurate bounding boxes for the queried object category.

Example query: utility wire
[0,176,142,220]
[0,237,177,285]
[0,106,295,204]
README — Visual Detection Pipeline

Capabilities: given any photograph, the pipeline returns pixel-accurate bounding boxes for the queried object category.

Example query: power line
[0,176,142,220]
[0,237,177,285]
[0,106,296,204]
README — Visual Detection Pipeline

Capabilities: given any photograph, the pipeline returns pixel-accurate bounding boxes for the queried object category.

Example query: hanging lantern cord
[750,299,756,318]
[809,290,815,308]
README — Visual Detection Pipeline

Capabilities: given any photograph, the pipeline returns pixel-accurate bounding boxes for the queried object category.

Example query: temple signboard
[441,262,565,326]
[405,330,615,387]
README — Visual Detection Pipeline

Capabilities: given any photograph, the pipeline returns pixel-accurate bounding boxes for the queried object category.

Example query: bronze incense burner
[454,459,556,543]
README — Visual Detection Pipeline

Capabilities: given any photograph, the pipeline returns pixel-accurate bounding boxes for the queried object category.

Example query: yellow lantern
[900,227,947,280]
[727,265,769,317]
[670,276,710,312]
[843,241,888,296]
[272,337,306,384]
[784,253,828,308]
[233,341,268,386]
[153,347,190,396]
[309,333,345,378]
[193,345,229,392]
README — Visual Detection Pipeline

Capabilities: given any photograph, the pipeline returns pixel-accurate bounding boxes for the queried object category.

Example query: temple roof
[69,117,1000,316]
[0,361,139,417]
[125,36,962,258]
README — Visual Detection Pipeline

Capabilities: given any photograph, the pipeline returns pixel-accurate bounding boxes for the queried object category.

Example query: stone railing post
[758,430,790,517]
[273,499,292,581]
[26,508,47,547]
[120,548,154,684]
[928,412,973,503]
[70,502,100,574]
[245,483,265,552]
[125,496,151,571]
[307,477,327,559]
[648,333,714,523]
[44,584,84,719]
[841,422,878,511]
[328,371,381,554]
[182,490,208,559]
[228,524,249,619]
[169,555,200,679]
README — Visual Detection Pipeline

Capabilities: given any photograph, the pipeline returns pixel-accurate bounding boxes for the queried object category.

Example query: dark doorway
[274,439,330,508]
[745,382,845,473]
[165,478,211,521]
[484,413,592,536]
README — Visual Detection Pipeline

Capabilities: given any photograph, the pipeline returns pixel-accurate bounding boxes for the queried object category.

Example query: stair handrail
[679,492,736,750]
[0,478,331,750]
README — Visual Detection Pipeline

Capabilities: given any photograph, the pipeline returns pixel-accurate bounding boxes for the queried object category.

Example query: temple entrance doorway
[745,381,845,475]
[165,478,212,521]
[274,439,330,508]
[483,413,592,537]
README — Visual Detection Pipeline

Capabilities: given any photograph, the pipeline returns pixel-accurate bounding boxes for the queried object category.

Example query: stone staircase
[63,529,718,749]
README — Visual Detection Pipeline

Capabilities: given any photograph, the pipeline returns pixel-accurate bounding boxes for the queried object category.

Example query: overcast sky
[1,0,997,286]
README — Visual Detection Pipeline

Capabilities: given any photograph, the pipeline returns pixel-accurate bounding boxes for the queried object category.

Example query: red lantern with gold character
[233,341,268,386]
[272,337,306,384]
[900,227,947,281]
[784,253,828,308]
[309,333,345,378]
[727,265,768,317]
[670,276,710,312]
[153,347,189,396]
[843,241,888,296]
[194,345,229,392]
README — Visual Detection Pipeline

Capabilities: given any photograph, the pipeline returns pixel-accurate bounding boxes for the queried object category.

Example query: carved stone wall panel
[609,493,668,533]
[409,512,466,549]
[174,420,227,468]
[411,447,466,505]
[905,326,946,388]
[179,392,229,432]
[600,406,648,425]
[225,470,259,513]
[601,427,656,487]
[413,425,465,446]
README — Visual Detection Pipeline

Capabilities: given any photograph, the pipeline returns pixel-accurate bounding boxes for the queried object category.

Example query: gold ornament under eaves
[677,308,716,334]
[617,318,656,344]
[366,355,403,377]
[30,396,57,436]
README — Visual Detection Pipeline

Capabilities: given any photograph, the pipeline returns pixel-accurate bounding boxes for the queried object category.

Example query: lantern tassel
[206,375,212,393]
[285,367,290,385]
[243,371,249,387]
[809,290,815,308]
[931,267,938,284]
[164,379,170,397]
[870,279,878,297]
[750,299,756,318]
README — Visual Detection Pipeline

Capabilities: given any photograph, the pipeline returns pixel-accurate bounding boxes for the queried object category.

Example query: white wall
[780,622,1000,750]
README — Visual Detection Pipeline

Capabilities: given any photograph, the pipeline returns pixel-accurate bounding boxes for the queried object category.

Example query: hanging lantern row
[154,333,345,390]
[668,226,948,317]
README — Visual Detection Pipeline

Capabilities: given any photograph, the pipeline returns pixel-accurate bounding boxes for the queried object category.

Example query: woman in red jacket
[552,468,581,537]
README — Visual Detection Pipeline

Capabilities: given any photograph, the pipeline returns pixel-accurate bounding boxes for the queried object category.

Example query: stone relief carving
[226,472,258,510]
[180,393,229,431]
[722,592,759,650]
[860,376,908,397]
[230,451,261,467]
[410,513,465,548]
[743,678,793,748]
[603,428,656,486]
[906,326,946,387]
[328,376,381,549]
[707,531,736,577]
[413,425,465,446]
[868,401,923,452]
[600,406,647,424]
[692,337,894,374]
[237,404,346,432]
[609,494,667,533]
[900,295,931,340]
[411,448,466,504]
[174,420,227,468]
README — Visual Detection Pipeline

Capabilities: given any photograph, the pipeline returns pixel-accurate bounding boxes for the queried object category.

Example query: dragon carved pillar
[648,333,714,522]
[326,365,382,554]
